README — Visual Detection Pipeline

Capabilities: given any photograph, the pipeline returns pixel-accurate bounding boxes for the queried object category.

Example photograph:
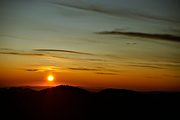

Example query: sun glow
[47,75,54,82]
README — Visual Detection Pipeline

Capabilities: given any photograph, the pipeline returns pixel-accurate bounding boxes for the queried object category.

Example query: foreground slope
[0,85,179,120]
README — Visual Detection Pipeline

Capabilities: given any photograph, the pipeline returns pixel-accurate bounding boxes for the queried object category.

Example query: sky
[0,0,180,91]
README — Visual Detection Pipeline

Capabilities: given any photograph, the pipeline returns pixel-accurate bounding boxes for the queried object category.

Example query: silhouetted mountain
[40,85,90,96]
[0,85,179,120]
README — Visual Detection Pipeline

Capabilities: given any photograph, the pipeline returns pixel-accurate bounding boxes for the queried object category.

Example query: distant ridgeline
[0,85,179,120]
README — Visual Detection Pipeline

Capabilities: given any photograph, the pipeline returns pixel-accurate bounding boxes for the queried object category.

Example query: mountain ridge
[0,85,179,120]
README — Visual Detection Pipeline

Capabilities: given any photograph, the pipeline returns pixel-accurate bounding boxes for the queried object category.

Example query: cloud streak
[0,48,96,60]
[0,48,68,60]
[0,51,45,57]
[25,69,39,72]
[34,49,94,55]
[68,67,99,71]
[24,66,62,72]
[127,64,163,69]
[95,72,118,75]
[96,30,180,42]
[50,0,180,23]
[68,67,121,75]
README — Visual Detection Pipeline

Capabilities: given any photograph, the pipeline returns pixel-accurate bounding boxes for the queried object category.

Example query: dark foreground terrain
[0,85,179,120]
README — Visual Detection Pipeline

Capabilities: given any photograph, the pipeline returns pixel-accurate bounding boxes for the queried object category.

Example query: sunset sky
[0,0,180,91]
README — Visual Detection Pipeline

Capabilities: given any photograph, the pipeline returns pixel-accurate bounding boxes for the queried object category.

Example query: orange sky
[0,54,179,91]
[0,0,180,91]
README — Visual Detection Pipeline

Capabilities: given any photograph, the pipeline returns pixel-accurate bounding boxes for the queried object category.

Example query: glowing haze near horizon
[0,0,180,91]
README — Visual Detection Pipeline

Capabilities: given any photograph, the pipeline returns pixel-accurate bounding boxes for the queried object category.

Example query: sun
[47,75,54,82]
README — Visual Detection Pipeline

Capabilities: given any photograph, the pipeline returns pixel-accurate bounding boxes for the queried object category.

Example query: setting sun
[47,75,54,82]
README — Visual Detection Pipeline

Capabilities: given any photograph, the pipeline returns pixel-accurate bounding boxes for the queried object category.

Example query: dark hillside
[0,85,179,120]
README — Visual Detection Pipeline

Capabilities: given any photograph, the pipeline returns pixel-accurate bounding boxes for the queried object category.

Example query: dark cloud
[68,67,99,71]
[127,64,163,69]
[0,48,95,60]
[126,42,136,45]
[0,48,67,59]
[25,69,39,72]
[50,1,110,15]
[34,49,94,55]
[69,67,119,74]
[78,58,108,62]
[95,72,118,75]
[23,65,61,72]
[50,0,180,23]
[96,30,180,42]
[0,51,45,56]
[0,48,14,51]
[0,48,104,63]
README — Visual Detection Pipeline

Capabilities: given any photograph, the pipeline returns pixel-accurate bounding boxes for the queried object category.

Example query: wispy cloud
[24,66,62,72]
[0,51,45,56]
[123,60,180,69]
[25,69,39,72]
[0,48,104,63]
[96,30,180,42]
[0,48,68,60]
[95,72,118,75]
[50,0,179,23]
[68,66,121,75]
[68,67,99,71]
[0,48,93,58]
[127,64,163,69]
[0,48,14,51]
[50,0,114,15]
[34,49,94,55]
[78,58,108,62]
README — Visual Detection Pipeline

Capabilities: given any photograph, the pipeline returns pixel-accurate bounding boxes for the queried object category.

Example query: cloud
[126,42,136,45]
[68,67,120,74]
[25,69,39,72]
[0,48,68,60]
[0,48,103,63]
[0,48,94,58]
[68,67,99,71]
[126,64,163,69]
[96,30,180,42]
[34,49,94,55]
[50,1,110,14]
[0,48,14,51]
[24,66,62,72]
[95,72,118,75]
[0,51,45,56]
[50,0,180,23]
[78,58,108,62]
